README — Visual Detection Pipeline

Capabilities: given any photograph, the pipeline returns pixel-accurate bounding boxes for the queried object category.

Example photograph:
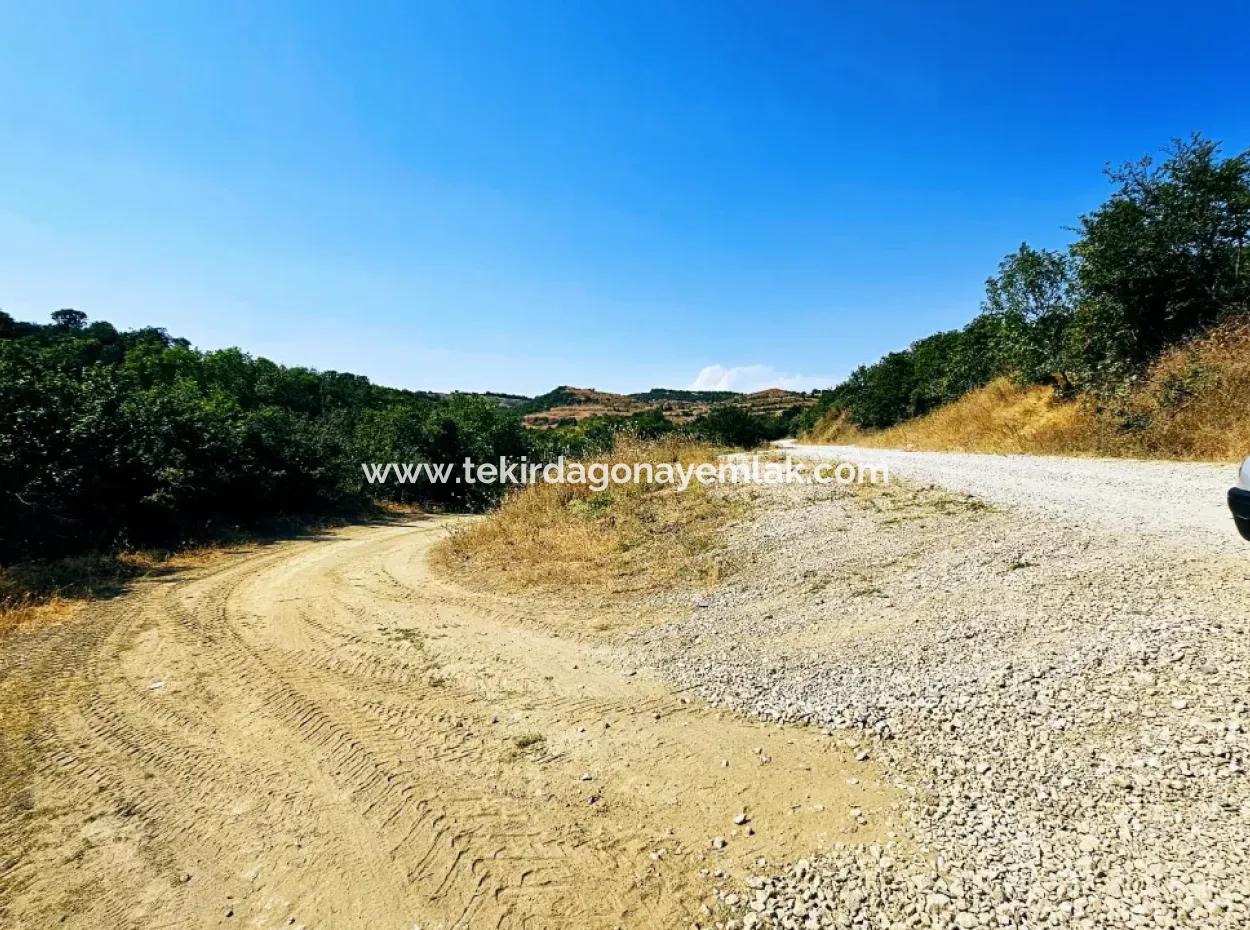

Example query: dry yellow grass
[833,378,1100,456]
[0,596,83,637]
[1107,317,1250,461]
[434,437,748,595]
[806,316,1250,462]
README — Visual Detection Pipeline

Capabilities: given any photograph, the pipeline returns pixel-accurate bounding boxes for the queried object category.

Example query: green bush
[688,405,790,447]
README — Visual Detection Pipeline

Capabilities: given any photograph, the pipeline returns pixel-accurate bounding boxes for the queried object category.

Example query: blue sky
[2,2,1247,395]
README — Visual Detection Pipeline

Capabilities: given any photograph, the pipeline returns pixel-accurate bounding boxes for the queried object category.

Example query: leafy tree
[689,406,783,447]
[800,135,1250,436]
[1071,135,1250,382]
[982,243,1076,389]
[908,331,967,415]
[943,312,1007,396]
[51,308,88,330]
[839,352,917,429]
[419,394,530,508]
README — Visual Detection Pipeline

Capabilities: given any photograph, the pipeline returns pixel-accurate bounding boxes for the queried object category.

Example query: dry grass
[433,437,749,595]
[1104,317,1250,461]
[0,596,83,637]
[0,547,230,636]
[828,378,1101,456]
[805,410,869,445]
[806,316,1250,462]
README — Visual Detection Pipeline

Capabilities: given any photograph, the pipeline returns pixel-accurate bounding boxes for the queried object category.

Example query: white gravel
[623,464,1250,930]
[785,443,1241,554]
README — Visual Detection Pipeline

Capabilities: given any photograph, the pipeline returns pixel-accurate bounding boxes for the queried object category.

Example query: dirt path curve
[1,518,899,930]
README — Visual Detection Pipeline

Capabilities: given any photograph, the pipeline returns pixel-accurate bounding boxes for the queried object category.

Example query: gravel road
[627,462,1250,929]
[784,443,1240,554]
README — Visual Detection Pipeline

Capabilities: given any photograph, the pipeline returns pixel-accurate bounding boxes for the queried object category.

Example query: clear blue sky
[2,2,1247,395]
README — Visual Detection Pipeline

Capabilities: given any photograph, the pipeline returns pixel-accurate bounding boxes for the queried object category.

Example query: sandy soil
[0,517,900,930]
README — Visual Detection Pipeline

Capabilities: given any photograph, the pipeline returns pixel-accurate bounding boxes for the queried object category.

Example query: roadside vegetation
[799,135,1250,461]
[0,316,785,615]
[814,317,1250,460]
[0,547,212,636]
[0,511,405,633]
[434,436,749,597]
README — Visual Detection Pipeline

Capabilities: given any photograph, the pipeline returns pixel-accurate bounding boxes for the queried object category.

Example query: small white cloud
[689,363,834,394]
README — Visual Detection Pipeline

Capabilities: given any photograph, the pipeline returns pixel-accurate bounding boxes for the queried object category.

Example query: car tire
[1237,515,1250,541]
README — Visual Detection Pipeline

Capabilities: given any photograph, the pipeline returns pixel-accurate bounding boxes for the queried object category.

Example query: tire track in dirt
[2,518,904,929]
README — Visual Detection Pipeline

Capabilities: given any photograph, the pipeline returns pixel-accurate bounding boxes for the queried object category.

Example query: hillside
[516,386,646,421]
[808,317,1250,462]
[799,135,1250,463]
[521,384,817,428]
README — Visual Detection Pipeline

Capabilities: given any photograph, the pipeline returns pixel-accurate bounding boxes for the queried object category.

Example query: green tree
[908,330,967,414]
[982,243,1076,389]
[51,308,88,330]
[0,313,541,559]
[945,312,1007,396]
[840,352,917,429]
[1071,135,1250,382]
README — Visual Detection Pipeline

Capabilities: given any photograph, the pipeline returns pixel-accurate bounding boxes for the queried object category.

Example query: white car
[1232,456,1250,540]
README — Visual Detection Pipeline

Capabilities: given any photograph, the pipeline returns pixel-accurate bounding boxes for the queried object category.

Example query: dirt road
[0,518,899,930]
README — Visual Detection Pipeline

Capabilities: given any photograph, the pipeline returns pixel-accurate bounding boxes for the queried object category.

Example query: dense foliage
[0,314,552,560]
[688,405,795,447]
[0,315,796,561]
[798,135,1250,433]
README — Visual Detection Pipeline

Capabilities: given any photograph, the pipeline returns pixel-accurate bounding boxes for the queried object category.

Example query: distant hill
[737,387,826,416]
[515,386,628,416]
[519,384,818,428]
[517,386,648,423]
[628,388,739,404]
